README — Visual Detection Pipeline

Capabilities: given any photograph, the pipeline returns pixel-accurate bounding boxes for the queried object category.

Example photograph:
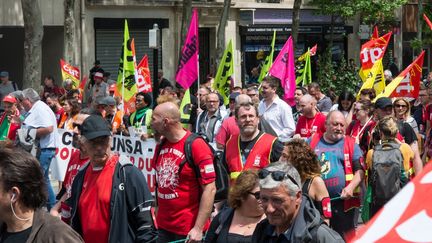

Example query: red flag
[372,26,379,39]
[359,32,392,81]
[424,14,432,31]
[351,161,432,242]
[389,51,425,99]
[310,44,318,56]
[136,55,152,93]
[175,9,199,89]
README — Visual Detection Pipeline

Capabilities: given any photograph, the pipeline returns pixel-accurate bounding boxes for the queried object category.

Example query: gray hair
[10,90,24,102]
[22,88,40,103]
[235,94,251,104]
[259,162,301,197]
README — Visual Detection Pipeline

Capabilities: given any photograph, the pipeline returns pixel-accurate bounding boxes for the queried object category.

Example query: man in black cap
[360,97,423,175]
[66,115,158,243]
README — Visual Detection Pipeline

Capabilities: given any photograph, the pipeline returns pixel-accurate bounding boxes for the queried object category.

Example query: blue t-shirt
[307,137,363,198]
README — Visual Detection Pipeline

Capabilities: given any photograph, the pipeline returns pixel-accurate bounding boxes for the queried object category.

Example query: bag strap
[179,133,204,178]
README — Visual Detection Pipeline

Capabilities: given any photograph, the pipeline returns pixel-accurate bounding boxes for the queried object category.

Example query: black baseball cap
[81,115,111,140]
[374,97,393,109]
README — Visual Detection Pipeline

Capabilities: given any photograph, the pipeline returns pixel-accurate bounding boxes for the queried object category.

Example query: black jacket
[252,195,344,243]
[67,156,158,243]
[204,208,235,243]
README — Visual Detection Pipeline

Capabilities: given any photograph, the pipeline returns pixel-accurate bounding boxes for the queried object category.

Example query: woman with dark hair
[281,139,331,223]
[58,98,81,130]
[330,90,356,117]
[205,170,265,243]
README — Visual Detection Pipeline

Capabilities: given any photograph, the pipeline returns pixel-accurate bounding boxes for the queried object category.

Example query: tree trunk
[417,0,423,56]
[21,0,43,89]
[179,0,192,52]
[291,0,302,47]
[216,0,231,64]
[64,0,79,66]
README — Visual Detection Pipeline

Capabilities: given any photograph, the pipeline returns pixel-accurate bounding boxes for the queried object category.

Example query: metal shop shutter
[95,29,161,81]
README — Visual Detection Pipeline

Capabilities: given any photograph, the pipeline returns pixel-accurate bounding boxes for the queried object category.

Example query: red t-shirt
[215,116,239,146]
[79,154,117,243]
[295,113,326,138]
[152,131,216,236]
[63,150,89,198]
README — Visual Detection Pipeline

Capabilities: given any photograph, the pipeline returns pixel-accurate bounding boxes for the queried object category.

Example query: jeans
[39,148,56,210]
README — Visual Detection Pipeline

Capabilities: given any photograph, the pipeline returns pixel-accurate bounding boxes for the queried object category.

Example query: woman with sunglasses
[281,139,331,223]
[393,98,419,134]
[205,170,265,243]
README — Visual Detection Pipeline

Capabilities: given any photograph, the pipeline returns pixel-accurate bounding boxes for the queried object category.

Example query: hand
[140,133,148,141]
[186,226,203,243]
[8,113,21,124]
[340,185,354,199]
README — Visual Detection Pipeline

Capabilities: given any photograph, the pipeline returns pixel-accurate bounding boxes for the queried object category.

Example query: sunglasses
[258,169,300,188]
[248,191,261,200]
[394,104,407,108]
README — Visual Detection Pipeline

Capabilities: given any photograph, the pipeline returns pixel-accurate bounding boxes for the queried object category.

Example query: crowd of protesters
[0,63,431,243]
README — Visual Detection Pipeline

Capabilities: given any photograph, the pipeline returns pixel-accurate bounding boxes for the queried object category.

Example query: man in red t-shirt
[67,115,157,243]
[151,102,216,243]
[294,94,326,139]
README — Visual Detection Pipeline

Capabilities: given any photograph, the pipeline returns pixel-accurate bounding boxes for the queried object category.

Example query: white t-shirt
[23,100,59,149]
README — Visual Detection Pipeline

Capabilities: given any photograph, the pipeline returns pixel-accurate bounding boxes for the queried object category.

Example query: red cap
[2,95,17,104]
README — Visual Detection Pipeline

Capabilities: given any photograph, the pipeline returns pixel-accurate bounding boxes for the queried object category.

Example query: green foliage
[315,49,360,95]
[308,0,408,25]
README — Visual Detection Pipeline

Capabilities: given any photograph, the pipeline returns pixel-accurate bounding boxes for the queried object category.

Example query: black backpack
[370,142,404,205]
[155,133,229,202]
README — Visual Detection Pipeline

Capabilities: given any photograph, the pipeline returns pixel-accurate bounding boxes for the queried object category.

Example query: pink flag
[175,9,199,89]
[268,36,296,106]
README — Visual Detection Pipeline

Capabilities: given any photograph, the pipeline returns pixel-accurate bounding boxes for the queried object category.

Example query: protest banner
[51,129,157,194]
[213,39,234,105]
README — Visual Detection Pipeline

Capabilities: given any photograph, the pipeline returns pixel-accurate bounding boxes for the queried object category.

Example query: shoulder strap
[12,81,18,91]
[309,133,322,150]
[179,133,205,177]
[214,208,234,235]
[302,178,312,194]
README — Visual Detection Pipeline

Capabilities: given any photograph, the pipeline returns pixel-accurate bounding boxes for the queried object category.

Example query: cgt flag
[116,20,137,102]
[213,39,234,105]
[374,51,425,101]
[136,55,152,93]
[357,58,384,98]
[258,30,276,82]
[351,161,432,242]
[176,9,199,89]
[268,36,296,106]
[60,59,80,89]
[359,32,392,82]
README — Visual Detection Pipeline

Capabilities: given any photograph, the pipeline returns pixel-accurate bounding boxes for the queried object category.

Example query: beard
[241,125,257,137]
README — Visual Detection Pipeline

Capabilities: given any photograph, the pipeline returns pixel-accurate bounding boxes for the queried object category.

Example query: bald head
[299,94,316,104]
[235,94,252,104]
[154,102,181,122]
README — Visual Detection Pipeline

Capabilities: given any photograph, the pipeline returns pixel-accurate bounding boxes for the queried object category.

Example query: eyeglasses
[258,169,300,188]
[135,99,144,103]
[248,191,261,200]
[394,104,407,108]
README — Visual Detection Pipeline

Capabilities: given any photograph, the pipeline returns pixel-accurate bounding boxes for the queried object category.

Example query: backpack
[370,142,403,205]
[155,133,229,202]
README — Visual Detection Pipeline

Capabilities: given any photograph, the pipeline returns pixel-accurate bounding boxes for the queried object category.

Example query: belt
[40,148,56,151]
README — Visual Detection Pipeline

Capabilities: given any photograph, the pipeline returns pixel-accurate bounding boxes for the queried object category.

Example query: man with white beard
[224,101,283,184]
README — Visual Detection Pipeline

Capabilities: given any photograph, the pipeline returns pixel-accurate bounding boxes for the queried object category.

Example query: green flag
[213,39,233,105]
[116,20,137,102]
[295,48,312,86]
[258,30,276,82]
[180,88,191,128]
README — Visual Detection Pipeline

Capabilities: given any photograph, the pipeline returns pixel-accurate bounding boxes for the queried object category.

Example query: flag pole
[197,53,200,110]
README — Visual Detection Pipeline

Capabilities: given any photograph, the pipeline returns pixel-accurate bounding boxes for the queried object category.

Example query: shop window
[256,0,283,3]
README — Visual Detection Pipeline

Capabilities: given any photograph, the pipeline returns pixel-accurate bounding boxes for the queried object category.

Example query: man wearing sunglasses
[65,115,158,243]
[308,110,365,238]
[252,162,343,242]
